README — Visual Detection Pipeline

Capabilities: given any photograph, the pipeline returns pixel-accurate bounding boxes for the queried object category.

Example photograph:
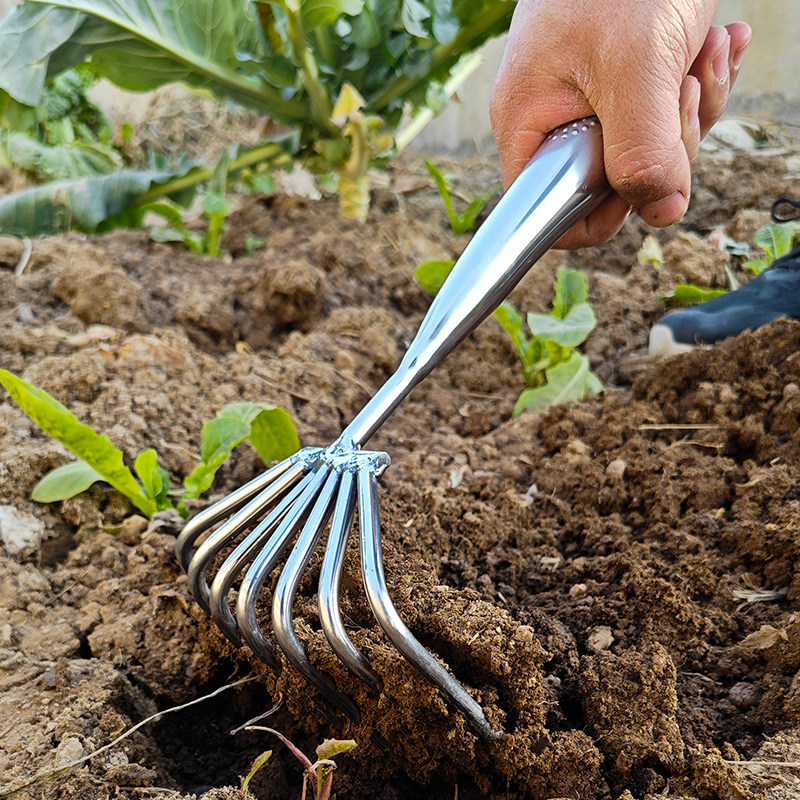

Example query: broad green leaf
[32,459,105,502]
[2,130,123,181]
[134,449,173,509]
[753,221,800,265]
[247,407,300,464]
[415,259,454,295]
[551,269,588,318]
[0,368,155,516]
[302,0,364,28]
[401,0,431,37]
[0,168,180,236]
[526,303,597,348]
[0,0,304,120]
[513,353,602,417]
[745,258,769,275]
[217,401,300,464]
[182,416,251,502]
[661,284,726,304]
[315,738,357,759]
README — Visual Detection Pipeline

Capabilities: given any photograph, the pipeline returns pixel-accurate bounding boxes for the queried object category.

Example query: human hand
[490,0,752,248]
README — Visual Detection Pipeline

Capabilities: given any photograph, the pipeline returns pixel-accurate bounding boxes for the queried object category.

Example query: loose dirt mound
[1,148,799,799]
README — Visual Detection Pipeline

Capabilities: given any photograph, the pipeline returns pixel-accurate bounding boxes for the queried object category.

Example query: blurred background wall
[0,0,795,152]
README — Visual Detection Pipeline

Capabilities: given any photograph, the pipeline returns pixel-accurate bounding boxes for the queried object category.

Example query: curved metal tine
[318,469,381,691]
[237,465,331,666]
[209,474,314,645]
[272,468,363,724]
[357,469,502,742]
[175,457,297,571]
[186,462,307,613]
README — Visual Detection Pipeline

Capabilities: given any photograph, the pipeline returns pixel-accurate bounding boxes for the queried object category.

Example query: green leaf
[0,168,180,236]
[0,0,304,120]
[551,269,588,318]
[1,130,122,181]
[134,448,173,509]
[402,0,432,37]
[182,402,299,503]
[246,406,300,464]
[242,750,272,794]
[0,368,155,516]
[745,258,769,275]
[753,221,800,265]
[512,353,602,417]
[526,303,597,348]
[415,259,454,295]
[661,284,727,304]
[315,738,357,760]
[302,0,364,28]
[492,300,528,357]
[31,459,105,502]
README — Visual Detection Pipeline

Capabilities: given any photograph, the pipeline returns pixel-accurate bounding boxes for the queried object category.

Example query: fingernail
[712,39,731,82]
[732,40,750,70]
[641,191,689,226]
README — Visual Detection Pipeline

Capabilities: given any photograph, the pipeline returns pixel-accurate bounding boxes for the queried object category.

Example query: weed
[425,160,501,234]
[0,369,299,518]
[416,262,602,416]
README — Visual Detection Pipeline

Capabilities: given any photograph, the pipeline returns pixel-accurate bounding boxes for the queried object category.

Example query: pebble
[587,625,614,652]
[605,459,626,480]
[55,737,85,767]
[569,583,588,599]
[728,681,761,710]
[783,382,800,399]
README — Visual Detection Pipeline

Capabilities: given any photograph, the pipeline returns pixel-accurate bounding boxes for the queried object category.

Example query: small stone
[605,459,626,480]
[728,681,761,710]
[117,515,149,545]
[587,625,614,652]
[54,737,84,767]
[0,623,13,646]
[538,555,562,573]
[564,439,592,456]
[0,505,45,559]
[783,383,800,399]
[569,583,588,599]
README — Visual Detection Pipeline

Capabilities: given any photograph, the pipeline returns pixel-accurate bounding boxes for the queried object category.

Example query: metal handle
[341,117,609,448]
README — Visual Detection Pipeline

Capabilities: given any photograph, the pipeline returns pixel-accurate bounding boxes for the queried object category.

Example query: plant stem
[394,51,484,152]
[283,5,335,133]
[135,141,287,205]
[370,2,514,112]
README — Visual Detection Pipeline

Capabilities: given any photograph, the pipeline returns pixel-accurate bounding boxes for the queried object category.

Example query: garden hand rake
[176,118,608,741]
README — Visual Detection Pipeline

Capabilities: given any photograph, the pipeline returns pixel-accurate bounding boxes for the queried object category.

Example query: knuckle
[605,142,680,205]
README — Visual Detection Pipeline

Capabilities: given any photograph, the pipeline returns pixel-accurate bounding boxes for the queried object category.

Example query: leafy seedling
[243,726,356,800]
[148,151,233,257]
[661,219,800,305]
[425,160,501,234]
[0,369,299,518]
[0,0,514,230]
[415,262,602,416]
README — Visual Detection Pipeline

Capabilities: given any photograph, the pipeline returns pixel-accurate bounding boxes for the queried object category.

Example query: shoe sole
[649,323,700,356]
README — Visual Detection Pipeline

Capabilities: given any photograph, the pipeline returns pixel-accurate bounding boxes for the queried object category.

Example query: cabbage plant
[0,0,513,232]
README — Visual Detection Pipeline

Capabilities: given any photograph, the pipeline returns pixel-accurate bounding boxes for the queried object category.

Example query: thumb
[594,69,691,227]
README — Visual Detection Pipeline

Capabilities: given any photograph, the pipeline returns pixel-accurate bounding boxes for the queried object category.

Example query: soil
[2,144,800,800]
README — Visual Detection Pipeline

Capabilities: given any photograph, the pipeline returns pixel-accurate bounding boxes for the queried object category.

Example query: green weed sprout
[416,262,602,416]
[241,727,356,800]
[0,368,299,518]
[425,160,501,234]
[660,219,800,305]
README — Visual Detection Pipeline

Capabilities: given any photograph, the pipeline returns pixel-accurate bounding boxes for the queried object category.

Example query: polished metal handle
[341,117,609,449]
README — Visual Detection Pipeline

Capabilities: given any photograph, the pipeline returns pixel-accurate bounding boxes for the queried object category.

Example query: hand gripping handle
[342,117,609,448]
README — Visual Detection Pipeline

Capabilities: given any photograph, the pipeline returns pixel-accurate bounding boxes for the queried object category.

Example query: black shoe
[649,240,800,356]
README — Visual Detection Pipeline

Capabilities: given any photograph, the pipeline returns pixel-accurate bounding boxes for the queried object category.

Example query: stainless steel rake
[176,118,608,741]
